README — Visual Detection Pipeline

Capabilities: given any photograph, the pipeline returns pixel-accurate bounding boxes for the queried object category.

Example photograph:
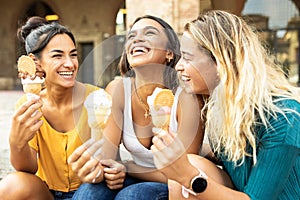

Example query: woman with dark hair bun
[17,16,49,43]
[0,16,110,199]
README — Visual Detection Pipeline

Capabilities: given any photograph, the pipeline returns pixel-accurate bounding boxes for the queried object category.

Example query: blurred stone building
[0,0,299,90]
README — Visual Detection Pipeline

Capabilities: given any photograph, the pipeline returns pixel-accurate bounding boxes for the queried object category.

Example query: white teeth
[58,71,73,76]
[132,46,148,54]
[181,76,190,81]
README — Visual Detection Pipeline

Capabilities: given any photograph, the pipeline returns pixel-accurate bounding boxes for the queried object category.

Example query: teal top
[219,99,300,200]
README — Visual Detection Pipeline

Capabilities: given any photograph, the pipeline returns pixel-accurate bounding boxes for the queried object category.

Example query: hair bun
[18,16,49,42]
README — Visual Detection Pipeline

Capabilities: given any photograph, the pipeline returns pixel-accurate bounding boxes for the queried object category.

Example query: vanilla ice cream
[84,89,112,140]
[21,76,45,100]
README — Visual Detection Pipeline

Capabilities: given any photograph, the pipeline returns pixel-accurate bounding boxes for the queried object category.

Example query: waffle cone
[153,89,174,110]
[91,128,103,141]
[150,88,174,130]
[23,83,41,95]
[151,114,171,130]
[17,55,36,76]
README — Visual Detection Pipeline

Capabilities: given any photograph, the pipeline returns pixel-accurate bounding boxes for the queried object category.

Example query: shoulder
[177,89,204,112]
[176,88,204,126]
[105,77,126,109]
[84,83,101,92]
[105,76,124,96]
[273,98,300,127]
[275,98,300,112]
[259,98,300,148]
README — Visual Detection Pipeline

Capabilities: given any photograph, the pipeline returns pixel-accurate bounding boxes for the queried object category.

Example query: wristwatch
[181,169,208,198]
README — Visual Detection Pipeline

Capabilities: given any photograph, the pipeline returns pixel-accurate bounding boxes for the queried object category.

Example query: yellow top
[16,84,100,192]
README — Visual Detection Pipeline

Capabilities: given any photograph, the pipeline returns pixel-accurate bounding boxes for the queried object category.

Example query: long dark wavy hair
[118,15,181,91]
[17,16,76,59]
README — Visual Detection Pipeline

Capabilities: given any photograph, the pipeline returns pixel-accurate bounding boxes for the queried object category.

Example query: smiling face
[38,33,78,88]
[176,32,219,95]
[125,18,169,68]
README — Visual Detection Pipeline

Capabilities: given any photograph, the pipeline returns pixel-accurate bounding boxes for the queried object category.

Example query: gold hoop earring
[166,57,172,64]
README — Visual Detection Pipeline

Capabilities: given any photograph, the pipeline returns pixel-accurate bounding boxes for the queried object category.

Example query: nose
[175,58,184,72]
[64,55,75,68]
[133,31,145,43]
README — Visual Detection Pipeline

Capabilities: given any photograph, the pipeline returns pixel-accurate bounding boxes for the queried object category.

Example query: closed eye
[52,54,62,58]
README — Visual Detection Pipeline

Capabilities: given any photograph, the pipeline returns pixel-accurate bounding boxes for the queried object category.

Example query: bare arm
[152,129,248,200]
[9,98,43,173]
[177,90,204,154]
[68,79,125,189]
[125,161,167,183]
[103,78,124,158]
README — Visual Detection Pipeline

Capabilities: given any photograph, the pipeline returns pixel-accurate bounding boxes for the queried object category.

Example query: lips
[130,46,150,56]
[58,71,74,78]
[178,73,191,82]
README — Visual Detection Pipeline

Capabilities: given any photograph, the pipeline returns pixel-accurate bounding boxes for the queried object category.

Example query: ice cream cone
[150,106,171,130]
[21,77,45,101]
[84,89,112,140]
[17,55,44,100]
[91,128,104,141]
[147,88,174,131]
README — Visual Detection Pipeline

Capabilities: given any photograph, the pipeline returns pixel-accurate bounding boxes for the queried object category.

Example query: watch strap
[181,169,208,198]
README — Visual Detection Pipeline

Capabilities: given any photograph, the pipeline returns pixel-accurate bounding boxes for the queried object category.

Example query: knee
[0,172,41,199]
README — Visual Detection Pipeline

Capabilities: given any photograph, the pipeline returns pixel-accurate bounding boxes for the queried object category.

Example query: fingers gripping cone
[17,55,44,100]
[147,88,174,131]
[84,89,112,140]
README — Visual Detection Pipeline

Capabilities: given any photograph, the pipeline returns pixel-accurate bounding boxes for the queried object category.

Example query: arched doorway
[14,2,58,89]
[16,2,58,57]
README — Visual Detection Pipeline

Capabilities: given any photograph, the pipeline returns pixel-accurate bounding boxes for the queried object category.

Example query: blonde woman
[152,10,300,199]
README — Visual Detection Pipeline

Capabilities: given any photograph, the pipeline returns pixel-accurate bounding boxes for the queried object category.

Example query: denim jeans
[72,176,168,200]
[115,182,168,200]
[50,190,76,200]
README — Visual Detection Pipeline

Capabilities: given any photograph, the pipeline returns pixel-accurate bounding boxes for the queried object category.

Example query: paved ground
[0,90,23,179]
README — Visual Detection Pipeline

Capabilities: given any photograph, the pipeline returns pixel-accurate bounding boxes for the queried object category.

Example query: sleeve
[244,145,299,199]
[244,105,300,199]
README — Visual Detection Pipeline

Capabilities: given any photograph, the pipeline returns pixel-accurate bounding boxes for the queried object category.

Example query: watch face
[192,177,207,193]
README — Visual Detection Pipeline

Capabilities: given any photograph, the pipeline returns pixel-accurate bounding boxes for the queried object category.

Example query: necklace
[133,80,151,119]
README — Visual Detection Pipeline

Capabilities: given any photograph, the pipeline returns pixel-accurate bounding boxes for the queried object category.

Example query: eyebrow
[49,49,77,53]
[144,26,160,32]
[181,51,193,57]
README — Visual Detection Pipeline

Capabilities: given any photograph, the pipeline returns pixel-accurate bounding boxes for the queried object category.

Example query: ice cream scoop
[21,76,45,100]
[21,76,44,93]
[84,89,112,140]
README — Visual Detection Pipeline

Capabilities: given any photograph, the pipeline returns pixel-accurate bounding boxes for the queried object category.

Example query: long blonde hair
[185,10,300,165]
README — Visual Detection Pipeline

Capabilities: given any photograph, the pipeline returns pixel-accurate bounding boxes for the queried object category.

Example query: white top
[121,78,181,168]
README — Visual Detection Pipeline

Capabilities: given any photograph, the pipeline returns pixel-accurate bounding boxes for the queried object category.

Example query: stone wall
[126,0,199,34]
[0,0,123,89]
